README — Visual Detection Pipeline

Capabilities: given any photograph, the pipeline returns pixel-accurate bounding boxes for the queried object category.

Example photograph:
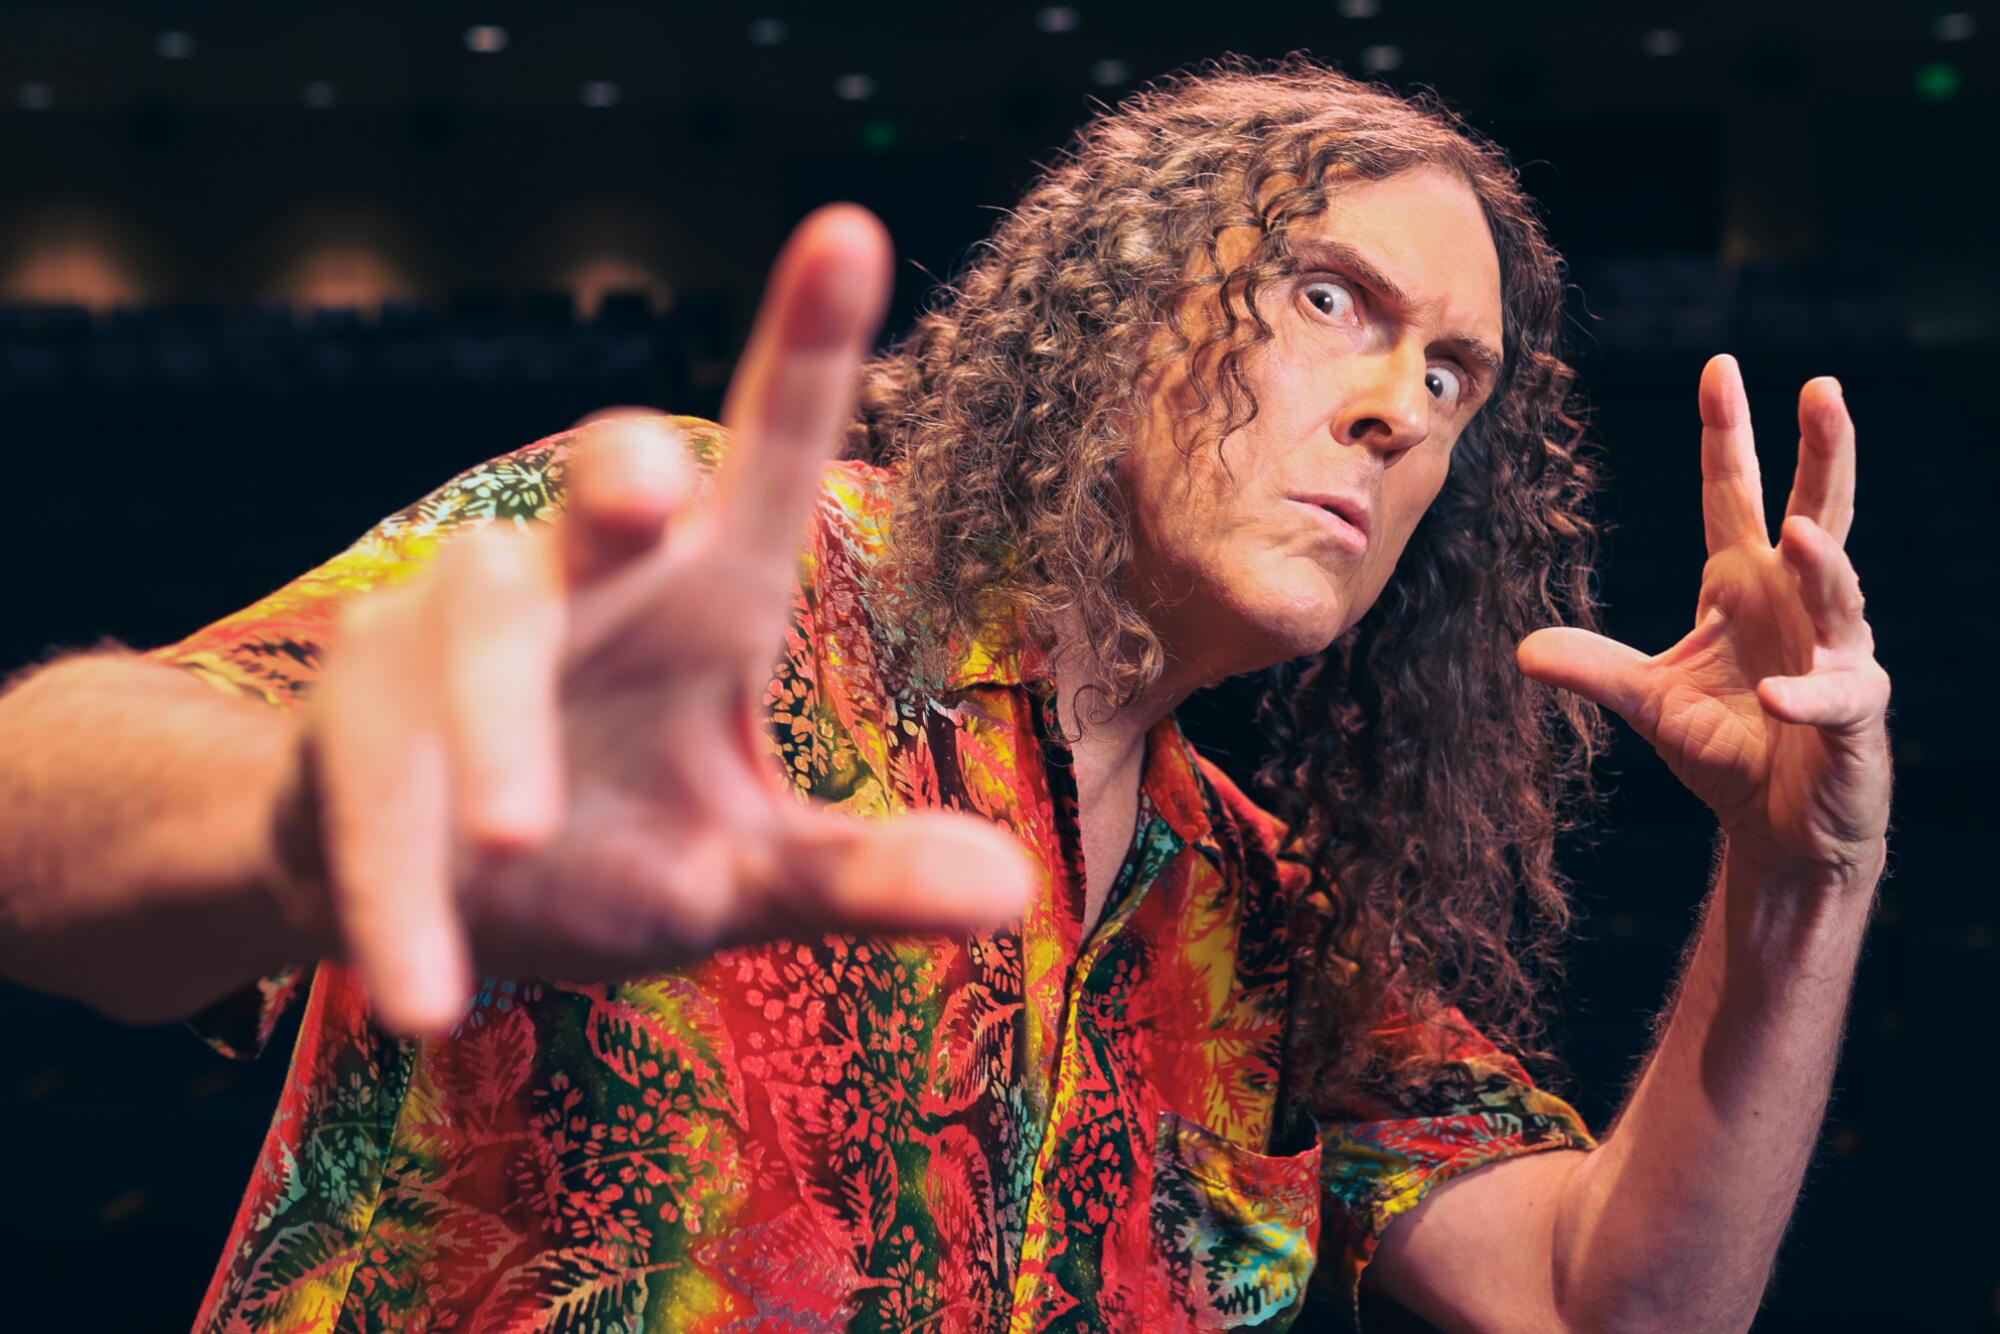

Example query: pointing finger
[1782,377,1856,547]
[316,585,470,1036]
[1700,354,1770,554]
[715,203,893,576]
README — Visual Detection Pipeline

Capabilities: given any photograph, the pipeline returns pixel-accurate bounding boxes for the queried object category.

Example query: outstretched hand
[1518,354,1891,883]
[288,205,1037,1036]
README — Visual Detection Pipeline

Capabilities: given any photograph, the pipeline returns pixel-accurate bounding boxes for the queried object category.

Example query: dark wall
[2,4,1995,1329]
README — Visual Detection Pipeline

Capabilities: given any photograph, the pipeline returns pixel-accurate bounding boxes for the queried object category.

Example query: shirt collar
[1141,711,1222,857]
[938,595,1222,858]
[939,597,1046,691]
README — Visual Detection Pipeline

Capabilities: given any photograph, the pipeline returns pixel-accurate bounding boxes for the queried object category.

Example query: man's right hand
[281,204,1037,1036]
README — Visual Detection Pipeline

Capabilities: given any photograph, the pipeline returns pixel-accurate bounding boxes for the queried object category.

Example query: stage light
[1360,44,1402,73]
[1090,59,1130,86]
[1338,0,1381,19]
[1036,6,1080,33]
[302,81,337,109]
[3,214,149,308]
[284,243,412,311]
[155,31,196,60]
[1642,28,1683,57]
[581,81,621,108]
[861,118,898,151]
[834,74,876,101]
[748,18,787,45]
[17,82,53,110]
[1935,12,1976,41]
[465,25,508,55]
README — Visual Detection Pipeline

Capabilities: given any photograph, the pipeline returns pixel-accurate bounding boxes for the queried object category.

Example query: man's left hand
[1518,353,1892,885]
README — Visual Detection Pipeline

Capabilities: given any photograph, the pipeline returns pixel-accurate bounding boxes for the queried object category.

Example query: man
[0,60,1890,1332]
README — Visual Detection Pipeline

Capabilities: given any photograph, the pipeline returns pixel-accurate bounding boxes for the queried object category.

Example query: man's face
[1119,166,1505,683]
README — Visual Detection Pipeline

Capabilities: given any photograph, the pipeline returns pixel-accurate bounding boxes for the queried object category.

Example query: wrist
[1720,830,1887,900]
[1715,835,1880,985]
[261,723,343,959]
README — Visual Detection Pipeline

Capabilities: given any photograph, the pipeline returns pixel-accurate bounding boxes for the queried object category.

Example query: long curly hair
[843,55,1606,1102]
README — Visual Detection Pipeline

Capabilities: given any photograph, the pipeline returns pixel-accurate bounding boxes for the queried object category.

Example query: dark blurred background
[1,1,1994,1329]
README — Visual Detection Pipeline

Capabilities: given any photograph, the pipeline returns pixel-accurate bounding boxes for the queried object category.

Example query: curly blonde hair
[843,55,1606,1100]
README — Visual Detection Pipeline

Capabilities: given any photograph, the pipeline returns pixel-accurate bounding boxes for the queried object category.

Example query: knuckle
[576,416,697,491]
[442,522,539,589]
[334,581,419,648]
[572,404,662,433]
[1838,583,1869,620]
[665,877,736,954]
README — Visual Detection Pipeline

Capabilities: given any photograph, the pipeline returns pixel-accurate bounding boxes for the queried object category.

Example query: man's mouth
[1288,493,1371,554]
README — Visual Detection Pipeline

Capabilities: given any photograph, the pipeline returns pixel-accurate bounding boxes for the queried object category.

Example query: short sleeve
[1311,999,1596,1319]
[146,415,729,1058]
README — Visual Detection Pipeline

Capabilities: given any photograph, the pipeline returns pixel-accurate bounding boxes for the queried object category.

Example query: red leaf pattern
[165,422,1595,1332]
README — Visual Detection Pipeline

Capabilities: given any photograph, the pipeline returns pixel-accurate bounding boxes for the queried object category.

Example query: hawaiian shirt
[151,416,1596,1333]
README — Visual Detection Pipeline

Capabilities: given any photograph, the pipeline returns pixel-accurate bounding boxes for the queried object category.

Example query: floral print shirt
[152,416,1595,1333]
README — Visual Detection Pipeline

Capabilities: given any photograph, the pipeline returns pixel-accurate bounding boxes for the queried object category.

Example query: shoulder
[445,413,898,542]
[810,455,901,555]
[459,412,731,515]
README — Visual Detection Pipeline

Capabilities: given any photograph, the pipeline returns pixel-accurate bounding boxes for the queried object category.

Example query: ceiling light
[1935,12,1976,41]
[1360,44,1402,72]
[302,81,337,109]
[1036,6,1080,33]
[581,81,621,108]
[1090,58,1130,86]
[1338,0,1381,18]
[17,82,53,110]
[464,25,508,54]
[1642,28,1683,57]
[155,30,196,60]
[834,73,875,101]
[748,18,788,45]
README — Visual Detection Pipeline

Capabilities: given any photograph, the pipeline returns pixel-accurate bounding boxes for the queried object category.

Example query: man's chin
[1233,589,1348,666]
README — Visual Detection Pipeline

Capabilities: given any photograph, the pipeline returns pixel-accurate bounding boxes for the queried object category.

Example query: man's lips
[1288,493,1372,554]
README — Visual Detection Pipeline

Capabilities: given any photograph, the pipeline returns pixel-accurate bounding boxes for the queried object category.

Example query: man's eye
[1302,280,1356,322]
[1425,365,1464,407]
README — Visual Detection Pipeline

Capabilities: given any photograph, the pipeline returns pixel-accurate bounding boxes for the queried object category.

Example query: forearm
[1550,836,1882,1332]
[0,650,325,1023]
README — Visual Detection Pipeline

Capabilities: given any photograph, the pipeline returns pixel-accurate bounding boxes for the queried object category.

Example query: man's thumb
[1517,626,1652,727]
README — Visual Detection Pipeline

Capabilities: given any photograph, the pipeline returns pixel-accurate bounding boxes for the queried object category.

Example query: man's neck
[1046,606,1226,934]
[1047,613,1180,780]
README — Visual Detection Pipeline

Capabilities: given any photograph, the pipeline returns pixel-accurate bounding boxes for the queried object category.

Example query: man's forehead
[1285,233,1505,377]
[1298,172,1506,351]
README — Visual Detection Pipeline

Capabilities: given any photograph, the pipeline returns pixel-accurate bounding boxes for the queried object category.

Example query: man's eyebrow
[1283,237,1505,379]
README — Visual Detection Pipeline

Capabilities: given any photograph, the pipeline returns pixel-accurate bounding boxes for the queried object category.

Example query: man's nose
[1330,340,1432,456]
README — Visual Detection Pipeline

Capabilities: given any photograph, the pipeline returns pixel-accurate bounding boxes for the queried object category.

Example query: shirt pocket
[1145,1108,1323,1330]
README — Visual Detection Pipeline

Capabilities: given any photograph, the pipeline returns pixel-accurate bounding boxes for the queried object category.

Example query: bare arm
[0,651,321,1024]
[1369,841,1879,1332]
[0,205,1033,1039]
[1368,358,1892,1331]
[1549,842,1878,1328]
